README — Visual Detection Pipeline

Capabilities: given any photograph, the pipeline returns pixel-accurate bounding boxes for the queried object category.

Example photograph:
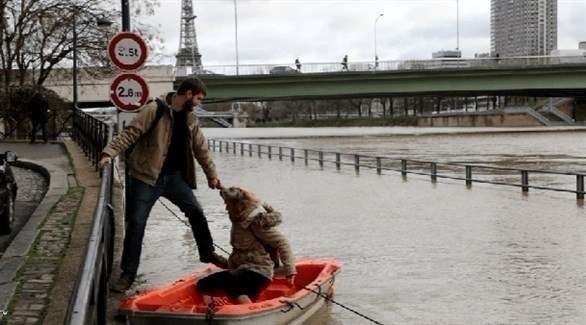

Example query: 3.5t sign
[107,32,148,71]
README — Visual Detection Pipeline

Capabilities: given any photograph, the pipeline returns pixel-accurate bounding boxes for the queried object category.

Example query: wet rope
[158,198,231,255]
[160,199,387,325]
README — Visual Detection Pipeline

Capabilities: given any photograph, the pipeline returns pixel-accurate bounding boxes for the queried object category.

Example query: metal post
[401,160,407,177]
[121,0,130,31]
[268,146,272,159]
[233,142,236,154]
[577,175,584,200]
[466,165,472,187]
[521,170,529,192]
[336,153,341,170]
[226,142,229,153]
[376,157,382,175]
[240,143,244,155]
[279,147,283,160]
[304,150,308,165]
[233,0,239,75]
[72,13,78,111]
[249,143,252,157]
[219,141,222,152]
[431,162,437,182]
[258,144,262,158]
[355,155,360,172]
[374,13,384,67]
[318,151,323,167]
[290,148,295,162]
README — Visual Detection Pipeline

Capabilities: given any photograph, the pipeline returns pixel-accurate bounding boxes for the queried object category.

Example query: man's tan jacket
[102,100,217,188]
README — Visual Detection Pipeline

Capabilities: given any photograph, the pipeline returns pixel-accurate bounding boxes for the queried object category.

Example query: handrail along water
[67,110,115,325]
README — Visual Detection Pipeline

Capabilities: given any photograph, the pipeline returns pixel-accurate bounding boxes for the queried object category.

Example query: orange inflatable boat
[119,259,341,325]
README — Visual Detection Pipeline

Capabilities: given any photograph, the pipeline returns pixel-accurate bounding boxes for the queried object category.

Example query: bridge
[187,56,586,103]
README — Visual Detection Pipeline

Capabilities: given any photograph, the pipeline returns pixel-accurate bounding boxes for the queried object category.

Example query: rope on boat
[161,199,387,325]
[302,284,386,325]
[158,198,231,255]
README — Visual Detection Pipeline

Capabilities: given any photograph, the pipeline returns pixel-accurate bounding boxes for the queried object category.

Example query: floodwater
[136,128,586,325]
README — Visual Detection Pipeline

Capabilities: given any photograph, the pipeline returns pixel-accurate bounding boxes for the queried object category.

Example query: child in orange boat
[196,186,296,305]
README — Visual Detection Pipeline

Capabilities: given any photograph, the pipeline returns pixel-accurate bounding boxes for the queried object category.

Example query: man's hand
[98,154,112,169]
[208,177,222,189]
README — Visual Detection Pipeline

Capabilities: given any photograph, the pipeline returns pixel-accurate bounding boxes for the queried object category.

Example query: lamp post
[72,13,78,110]
[374,13,384,66]
[72,16,113,111]
[233,0,240,75]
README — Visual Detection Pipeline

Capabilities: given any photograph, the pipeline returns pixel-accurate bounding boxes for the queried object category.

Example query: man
[295,58,301,71]
[28,91,49,143]
[99,77,226,292]
[341,54,348,71]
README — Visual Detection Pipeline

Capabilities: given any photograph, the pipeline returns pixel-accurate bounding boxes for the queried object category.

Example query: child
[197,186,296,304]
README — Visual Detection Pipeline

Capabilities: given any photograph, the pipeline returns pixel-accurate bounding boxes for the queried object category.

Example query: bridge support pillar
[231,111,249,128]
[573,97,586,122]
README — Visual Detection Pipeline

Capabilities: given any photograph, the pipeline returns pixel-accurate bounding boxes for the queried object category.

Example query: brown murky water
[136,128,586,324]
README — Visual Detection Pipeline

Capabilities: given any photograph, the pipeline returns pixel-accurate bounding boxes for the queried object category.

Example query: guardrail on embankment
[67,109,115,325]
[209,139,585,201]
[72,108,112,169]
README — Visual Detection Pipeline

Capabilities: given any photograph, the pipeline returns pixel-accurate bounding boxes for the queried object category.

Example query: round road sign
[110,73,150,112]
[107,32,148,71]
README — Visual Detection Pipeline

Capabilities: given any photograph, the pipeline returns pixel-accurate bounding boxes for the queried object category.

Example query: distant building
[430,50,468,69]
[491,0,557,57]
[432,50,462,59]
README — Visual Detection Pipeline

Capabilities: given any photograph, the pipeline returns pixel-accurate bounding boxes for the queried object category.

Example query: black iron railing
[72,109,110,169]
[209,139,586,201]
[67,115,115,325]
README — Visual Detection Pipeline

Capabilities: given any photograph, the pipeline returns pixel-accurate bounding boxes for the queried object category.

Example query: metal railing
[209,139,586,201]
[198,55,586,76]
[72,109,111,169]
[67,112,115,325]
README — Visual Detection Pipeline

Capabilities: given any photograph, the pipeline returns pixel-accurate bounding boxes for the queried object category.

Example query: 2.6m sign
[110,73,150,112]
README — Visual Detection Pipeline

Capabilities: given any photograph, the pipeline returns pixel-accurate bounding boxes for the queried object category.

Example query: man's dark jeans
[121,173,215,281]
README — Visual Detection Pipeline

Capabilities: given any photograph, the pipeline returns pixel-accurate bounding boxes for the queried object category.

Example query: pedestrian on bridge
[341,54,348,71]
[295,58,302,71]
[99,77,226,293]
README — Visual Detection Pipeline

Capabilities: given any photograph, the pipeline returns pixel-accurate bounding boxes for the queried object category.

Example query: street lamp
[374,13,384,66]
[233,0,239,75]
[72,15,114,110]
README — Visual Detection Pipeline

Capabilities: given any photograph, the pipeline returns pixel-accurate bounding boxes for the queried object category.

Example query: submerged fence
[67,109,115,325]
[209,139,585,201]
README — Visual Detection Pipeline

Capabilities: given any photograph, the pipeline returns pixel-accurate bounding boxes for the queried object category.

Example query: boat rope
[158,198,231,255]
[302,284,386,325]
[205,301,216,324]
[161,199,387,325]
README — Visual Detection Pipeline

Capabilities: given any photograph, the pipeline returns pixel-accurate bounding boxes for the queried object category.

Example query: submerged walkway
[0,141,108,325]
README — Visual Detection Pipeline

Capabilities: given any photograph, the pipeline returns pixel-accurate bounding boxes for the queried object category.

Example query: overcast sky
[139,0,586,66]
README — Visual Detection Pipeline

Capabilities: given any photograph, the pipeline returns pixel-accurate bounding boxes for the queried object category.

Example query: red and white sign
[107,32,148,71]
[110,73,150,112]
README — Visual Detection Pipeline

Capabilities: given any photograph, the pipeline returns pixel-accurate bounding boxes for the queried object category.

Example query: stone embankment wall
[417,112,543,127]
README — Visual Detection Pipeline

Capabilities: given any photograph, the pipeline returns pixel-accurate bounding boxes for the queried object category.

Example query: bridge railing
[67,110,115,325]
[200,55,586,76]
[209,139,585,201]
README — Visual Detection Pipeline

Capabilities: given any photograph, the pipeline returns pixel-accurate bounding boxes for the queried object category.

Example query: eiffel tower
[176,0,202,76]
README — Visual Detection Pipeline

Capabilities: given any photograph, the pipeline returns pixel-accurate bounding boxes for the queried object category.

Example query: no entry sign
[108,32,148,71]
[110,73,150,112]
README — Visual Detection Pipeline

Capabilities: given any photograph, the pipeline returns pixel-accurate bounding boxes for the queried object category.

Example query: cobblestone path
[4,187,83,325]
